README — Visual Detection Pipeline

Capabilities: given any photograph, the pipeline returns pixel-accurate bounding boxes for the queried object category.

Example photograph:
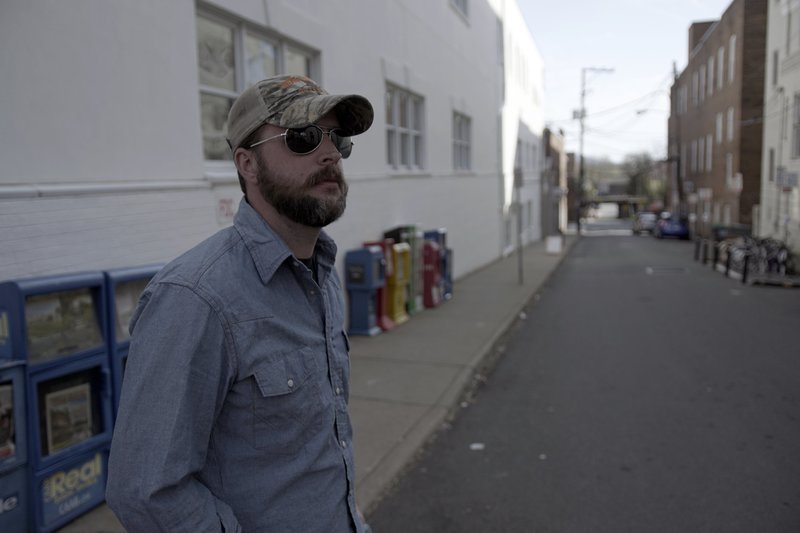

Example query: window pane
[414,135,422,167]
[245,35,277,85]
[200,92,234,160]
[413,99,423,130]
[386,89,395,125]
[399,94,408,128]
[196,16,235,91]
[387,130,396,166]
[285,47,311,77]
[400,133,409,165]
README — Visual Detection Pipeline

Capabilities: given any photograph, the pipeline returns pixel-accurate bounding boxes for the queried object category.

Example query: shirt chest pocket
[250,347,324,455]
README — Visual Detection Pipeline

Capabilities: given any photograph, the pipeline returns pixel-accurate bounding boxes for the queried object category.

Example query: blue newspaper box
[344,246,385,336]
[0,361,28,533]
[0,273,113,531]
[105,265,161,418]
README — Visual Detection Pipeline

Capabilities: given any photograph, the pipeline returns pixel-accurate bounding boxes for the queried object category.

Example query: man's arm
[106,282,240,532]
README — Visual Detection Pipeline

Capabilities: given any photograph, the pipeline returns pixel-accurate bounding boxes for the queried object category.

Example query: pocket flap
[252,348,315,397]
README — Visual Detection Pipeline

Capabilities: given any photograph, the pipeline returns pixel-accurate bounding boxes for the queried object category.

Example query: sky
[517,0,735,163]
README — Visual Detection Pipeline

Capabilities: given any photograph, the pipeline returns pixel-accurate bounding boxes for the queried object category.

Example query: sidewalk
[58,235,576,532]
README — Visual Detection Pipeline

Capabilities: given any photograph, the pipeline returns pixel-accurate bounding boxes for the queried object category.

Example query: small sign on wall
[216,197,237,226]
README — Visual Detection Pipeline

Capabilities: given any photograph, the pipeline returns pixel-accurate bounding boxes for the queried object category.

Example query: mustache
[305,165,345,188]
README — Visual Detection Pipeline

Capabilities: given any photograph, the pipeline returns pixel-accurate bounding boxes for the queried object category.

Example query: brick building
[668,0,767,237]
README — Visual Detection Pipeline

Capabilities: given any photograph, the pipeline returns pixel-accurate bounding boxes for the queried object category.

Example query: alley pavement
[57,235,576,532]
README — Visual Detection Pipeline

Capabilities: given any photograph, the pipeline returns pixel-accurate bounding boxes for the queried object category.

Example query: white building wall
[760,0,800,254]
[0,0,543,281]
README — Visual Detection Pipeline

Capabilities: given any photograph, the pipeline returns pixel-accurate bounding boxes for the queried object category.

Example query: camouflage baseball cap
[226,75,374,150]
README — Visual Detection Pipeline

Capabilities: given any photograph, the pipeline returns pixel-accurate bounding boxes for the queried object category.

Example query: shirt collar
[233,197,337,285]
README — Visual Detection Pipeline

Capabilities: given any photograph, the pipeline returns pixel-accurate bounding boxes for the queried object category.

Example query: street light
[576,66,614,234]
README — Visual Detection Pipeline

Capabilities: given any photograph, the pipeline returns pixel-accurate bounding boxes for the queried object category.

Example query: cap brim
[275,94,374,136]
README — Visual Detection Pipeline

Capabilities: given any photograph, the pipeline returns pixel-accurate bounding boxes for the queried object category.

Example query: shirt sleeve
[106,282,240,533]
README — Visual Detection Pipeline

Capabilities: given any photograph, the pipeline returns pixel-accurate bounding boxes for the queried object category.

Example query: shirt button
[287,379,294,388]
[335,387,341,395]
[309,289,316,295]
[341,440,347,448]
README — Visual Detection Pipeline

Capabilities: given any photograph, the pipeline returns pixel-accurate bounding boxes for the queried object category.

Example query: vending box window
[0,361,28,533]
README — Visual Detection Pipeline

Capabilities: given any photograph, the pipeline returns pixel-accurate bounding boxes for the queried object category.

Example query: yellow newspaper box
[387,242,411,325]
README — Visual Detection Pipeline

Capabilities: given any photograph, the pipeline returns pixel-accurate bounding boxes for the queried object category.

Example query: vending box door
[0,465,28,533]
[28,356,112,471]
[0,272,109,371]
[31,447,108,533]
[104,265,161,417]
[0,362,27,473]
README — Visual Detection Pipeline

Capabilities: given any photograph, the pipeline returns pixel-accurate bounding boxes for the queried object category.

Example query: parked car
[632,211,657,234]
[653,214,690,240]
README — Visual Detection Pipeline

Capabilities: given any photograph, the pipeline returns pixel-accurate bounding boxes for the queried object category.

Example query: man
[106,75,374,532]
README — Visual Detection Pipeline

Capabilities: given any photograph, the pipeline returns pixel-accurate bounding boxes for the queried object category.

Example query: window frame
[196,9,317,163]
[385,84,426,171]
[452,111,472,171]
[792,92,800,158]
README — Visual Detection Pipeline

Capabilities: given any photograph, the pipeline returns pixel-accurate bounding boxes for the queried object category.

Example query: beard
[255,154,348,228]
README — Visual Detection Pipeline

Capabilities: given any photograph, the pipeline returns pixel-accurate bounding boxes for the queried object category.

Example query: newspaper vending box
[0,273,112,532]
[104,265,160,418]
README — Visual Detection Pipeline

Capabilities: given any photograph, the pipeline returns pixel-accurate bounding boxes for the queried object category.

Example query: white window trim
[386,84,425,172]
[453,111,472,171]
[196,9,317,164]
[728,34,737,84]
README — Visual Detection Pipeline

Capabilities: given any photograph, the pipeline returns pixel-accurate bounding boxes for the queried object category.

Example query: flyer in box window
[0,382,15,459]
[45,383,93,453]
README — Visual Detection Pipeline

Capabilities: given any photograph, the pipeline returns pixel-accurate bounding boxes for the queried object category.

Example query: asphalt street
[367,220,800,533]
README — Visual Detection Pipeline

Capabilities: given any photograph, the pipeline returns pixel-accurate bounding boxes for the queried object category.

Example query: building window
[728,34,736,84]
[726,153,733,181]
[681,143,687,179]
[773,50,780,87]
[453,112,471,170]
[707,56,714,97]
[698,137,705,172]
[706,134,713,171]
[727,107,735,142]
[793,93,800,158]
[723,204,731,225]
[386,84,425,170]
[769,147,775,181]
[196,12,313,161]
[699,66,706,102]
[691,139,698,173]
[717,47,725,90]
[692,72,699,106]
[451,0,468,18]
[716,113,723,144]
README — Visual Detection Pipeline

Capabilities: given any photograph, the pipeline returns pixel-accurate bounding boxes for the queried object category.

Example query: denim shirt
[106,198,367,533]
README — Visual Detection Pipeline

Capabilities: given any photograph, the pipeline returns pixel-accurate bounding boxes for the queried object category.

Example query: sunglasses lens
[285,126,323,154]
[331,131,353,159]
[284,126,354,158]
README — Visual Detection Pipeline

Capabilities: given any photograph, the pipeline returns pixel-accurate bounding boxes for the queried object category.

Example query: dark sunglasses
[249,124,353,158]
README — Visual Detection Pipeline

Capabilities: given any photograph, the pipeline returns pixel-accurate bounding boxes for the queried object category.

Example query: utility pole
[576,66,614,234]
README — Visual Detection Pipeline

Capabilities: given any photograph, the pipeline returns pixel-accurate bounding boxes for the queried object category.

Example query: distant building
[668,0,767,237]
[0,0,544,282]
[542,128,568,235]
[759,0,800,254]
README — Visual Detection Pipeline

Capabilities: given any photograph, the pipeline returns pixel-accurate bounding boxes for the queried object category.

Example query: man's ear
[234,147,259,186]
